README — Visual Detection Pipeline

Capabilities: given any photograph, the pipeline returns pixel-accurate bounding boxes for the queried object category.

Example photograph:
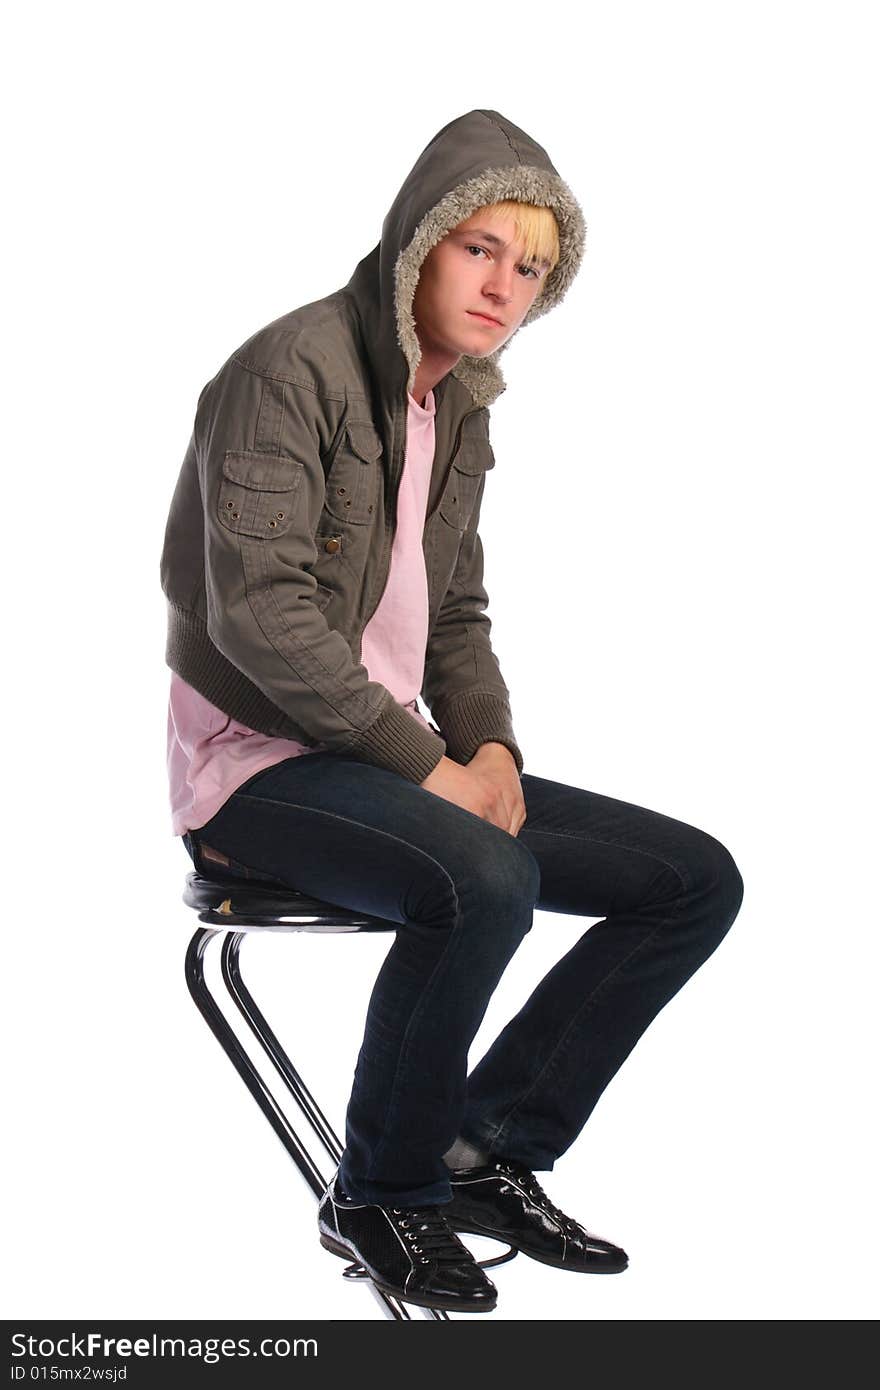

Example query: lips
[467,311,503,326]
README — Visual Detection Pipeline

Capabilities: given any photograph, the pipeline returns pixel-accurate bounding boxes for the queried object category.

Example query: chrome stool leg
[220,932,343,1168]
[185,926,325,1193]
[184,924,449,1320]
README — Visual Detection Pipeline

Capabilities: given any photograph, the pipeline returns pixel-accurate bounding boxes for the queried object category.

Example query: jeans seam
[523,826,691,896]
[479,892,687,1152]
[217,789,461,903]
[364,905,469,1186]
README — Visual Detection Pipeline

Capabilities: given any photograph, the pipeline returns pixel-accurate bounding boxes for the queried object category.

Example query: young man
[161,109,744,1315]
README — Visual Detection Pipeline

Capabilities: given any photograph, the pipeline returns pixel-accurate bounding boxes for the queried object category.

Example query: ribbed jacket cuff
[345,700,448,784]
[435,690,524,776]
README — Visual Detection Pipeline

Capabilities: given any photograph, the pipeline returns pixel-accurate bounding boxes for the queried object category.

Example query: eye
[466,244,540,278]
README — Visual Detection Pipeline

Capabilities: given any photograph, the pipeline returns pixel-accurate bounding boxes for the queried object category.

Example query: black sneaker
[317,1171,498,1313]
[445,1157,629,1274]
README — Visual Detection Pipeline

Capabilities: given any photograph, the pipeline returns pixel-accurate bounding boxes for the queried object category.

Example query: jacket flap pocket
[452,440,495,474]
[218,451,303,538]
[452,411,495,473]
[344,421,384,463]
[222,451,304,491]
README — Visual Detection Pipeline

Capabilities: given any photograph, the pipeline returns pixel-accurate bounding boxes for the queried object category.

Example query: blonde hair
[474,200,561,288]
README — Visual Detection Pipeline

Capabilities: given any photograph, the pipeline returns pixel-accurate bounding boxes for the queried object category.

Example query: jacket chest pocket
[439,436,495,533]
[217,451,304,538]
[322,420,383,526]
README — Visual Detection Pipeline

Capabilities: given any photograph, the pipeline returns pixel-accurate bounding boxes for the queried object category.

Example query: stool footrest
[474,1243,519,1269]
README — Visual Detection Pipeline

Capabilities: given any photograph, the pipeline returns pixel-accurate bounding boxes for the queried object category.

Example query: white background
[4,0,877,1323]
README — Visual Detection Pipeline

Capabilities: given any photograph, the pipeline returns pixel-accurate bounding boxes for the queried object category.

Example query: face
[412,211,550,365]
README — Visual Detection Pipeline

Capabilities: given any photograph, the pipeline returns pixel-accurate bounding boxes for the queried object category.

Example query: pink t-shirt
[167,388,438,836]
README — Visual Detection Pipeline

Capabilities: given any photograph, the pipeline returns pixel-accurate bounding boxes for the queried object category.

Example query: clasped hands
[420,741,526,837]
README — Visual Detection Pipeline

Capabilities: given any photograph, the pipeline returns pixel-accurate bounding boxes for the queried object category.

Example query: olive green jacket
[159,109,585,784]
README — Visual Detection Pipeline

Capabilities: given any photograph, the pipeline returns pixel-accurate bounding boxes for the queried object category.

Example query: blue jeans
[182,753,744,1208]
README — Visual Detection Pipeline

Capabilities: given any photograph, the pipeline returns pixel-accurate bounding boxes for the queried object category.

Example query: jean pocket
[185,831,247,879]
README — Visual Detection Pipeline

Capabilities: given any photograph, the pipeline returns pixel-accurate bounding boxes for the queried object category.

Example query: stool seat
[183,871,395,932]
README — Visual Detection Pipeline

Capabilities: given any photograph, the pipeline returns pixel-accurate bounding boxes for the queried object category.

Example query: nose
[482,263,516,303]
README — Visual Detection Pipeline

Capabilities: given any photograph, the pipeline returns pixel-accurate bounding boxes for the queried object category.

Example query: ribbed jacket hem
[165,601,447,785]
[166,603,291,736]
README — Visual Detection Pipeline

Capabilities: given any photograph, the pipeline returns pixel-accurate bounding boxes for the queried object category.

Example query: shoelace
[389,1204,475,1266]
[494,1159,586,1235]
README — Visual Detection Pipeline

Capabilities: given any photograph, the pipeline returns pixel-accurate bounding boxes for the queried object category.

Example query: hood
[344,109,586,412]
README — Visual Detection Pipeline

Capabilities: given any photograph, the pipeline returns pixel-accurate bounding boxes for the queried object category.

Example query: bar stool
[182,848,517,1321]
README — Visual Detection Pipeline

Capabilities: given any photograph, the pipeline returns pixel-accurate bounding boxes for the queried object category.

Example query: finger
[501,789,518,836]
